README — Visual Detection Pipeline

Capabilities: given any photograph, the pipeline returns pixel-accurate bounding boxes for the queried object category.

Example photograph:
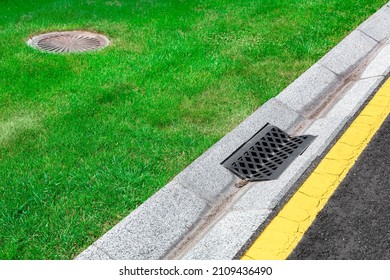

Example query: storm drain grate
[222,124,316,181]
[27,31,110,53]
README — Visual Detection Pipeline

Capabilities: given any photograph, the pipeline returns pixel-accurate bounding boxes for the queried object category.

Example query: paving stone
[306,76,384,140]
[360,44,390,78]
[318,30,378,77]
[275,63,341,115]
[232,181,291,212]
[330,77,383,118]
[358,4,390,42]
[88,182,209,259]
[182,210,270,260]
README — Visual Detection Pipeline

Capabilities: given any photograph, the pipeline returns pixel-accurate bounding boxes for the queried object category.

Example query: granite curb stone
[275,63,340,114]
[75,245,111,260]
[358,4,390,42]
[182,210,271,260]
[317,30,379,77]
[77,181,209,260]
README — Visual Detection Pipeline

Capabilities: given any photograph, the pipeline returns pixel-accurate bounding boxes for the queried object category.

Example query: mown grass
[0,0,387,259]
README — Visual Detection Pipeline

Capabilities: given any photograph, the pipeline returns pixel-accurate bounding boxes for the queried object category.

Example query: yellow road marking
[242,78,390,260]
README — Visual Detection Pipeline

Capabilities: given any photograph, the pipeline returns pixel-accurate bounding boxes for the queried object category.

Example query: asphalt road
[289,115,390,260]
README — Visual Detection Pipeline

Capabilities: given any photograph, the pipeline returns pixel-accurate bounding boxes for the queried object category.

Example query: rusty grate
[222,124,316,181]
[27,31,110,53]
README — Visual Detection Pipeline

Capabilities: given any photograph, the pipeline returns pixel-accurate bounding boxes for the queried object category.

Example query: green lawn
[0,0,386,259]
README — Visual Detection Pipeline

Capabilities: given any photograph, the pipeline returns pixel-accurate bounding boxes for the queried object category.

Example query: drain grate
[27,31,110,53]
[222,124,316,181]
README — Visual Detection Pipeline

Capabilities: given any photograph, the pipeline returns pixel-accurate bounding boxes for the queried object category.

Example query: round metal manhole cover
[27,31,110,53]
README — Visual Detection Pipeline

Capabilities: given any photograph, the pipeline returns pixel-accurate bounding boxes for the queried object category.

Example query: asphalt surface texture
[289,114,390,260]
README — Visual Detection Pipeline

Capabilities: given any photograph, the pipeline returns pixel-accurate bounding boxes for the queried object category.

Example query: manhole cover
[27,31,110,53]
[222,124,316,181]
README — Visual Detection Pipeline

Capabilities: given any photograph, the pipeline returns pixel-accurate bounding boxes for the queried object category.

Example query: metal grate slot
[222,124,316,181]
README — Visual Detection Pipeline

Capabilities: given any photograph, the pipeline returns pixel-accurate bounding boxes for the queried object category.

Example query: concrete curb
[76,2,390,260]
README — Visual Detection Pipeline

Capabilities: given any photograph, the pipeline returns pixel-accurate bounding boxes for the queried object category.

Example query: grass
[0,0,387,259]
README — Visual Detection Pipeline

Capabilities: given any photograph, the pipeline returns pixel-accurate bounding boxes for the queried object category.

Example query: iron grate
[27,31,110,53]
[222,124,316,181]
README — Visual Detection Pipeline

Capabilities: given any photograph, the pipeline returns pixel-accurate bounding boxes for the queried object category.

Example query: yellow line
[242,78,390,260]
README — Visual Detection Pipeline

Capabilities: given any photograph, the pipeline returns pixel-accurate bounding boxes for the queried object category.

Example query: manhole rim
[27,30,111,53]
